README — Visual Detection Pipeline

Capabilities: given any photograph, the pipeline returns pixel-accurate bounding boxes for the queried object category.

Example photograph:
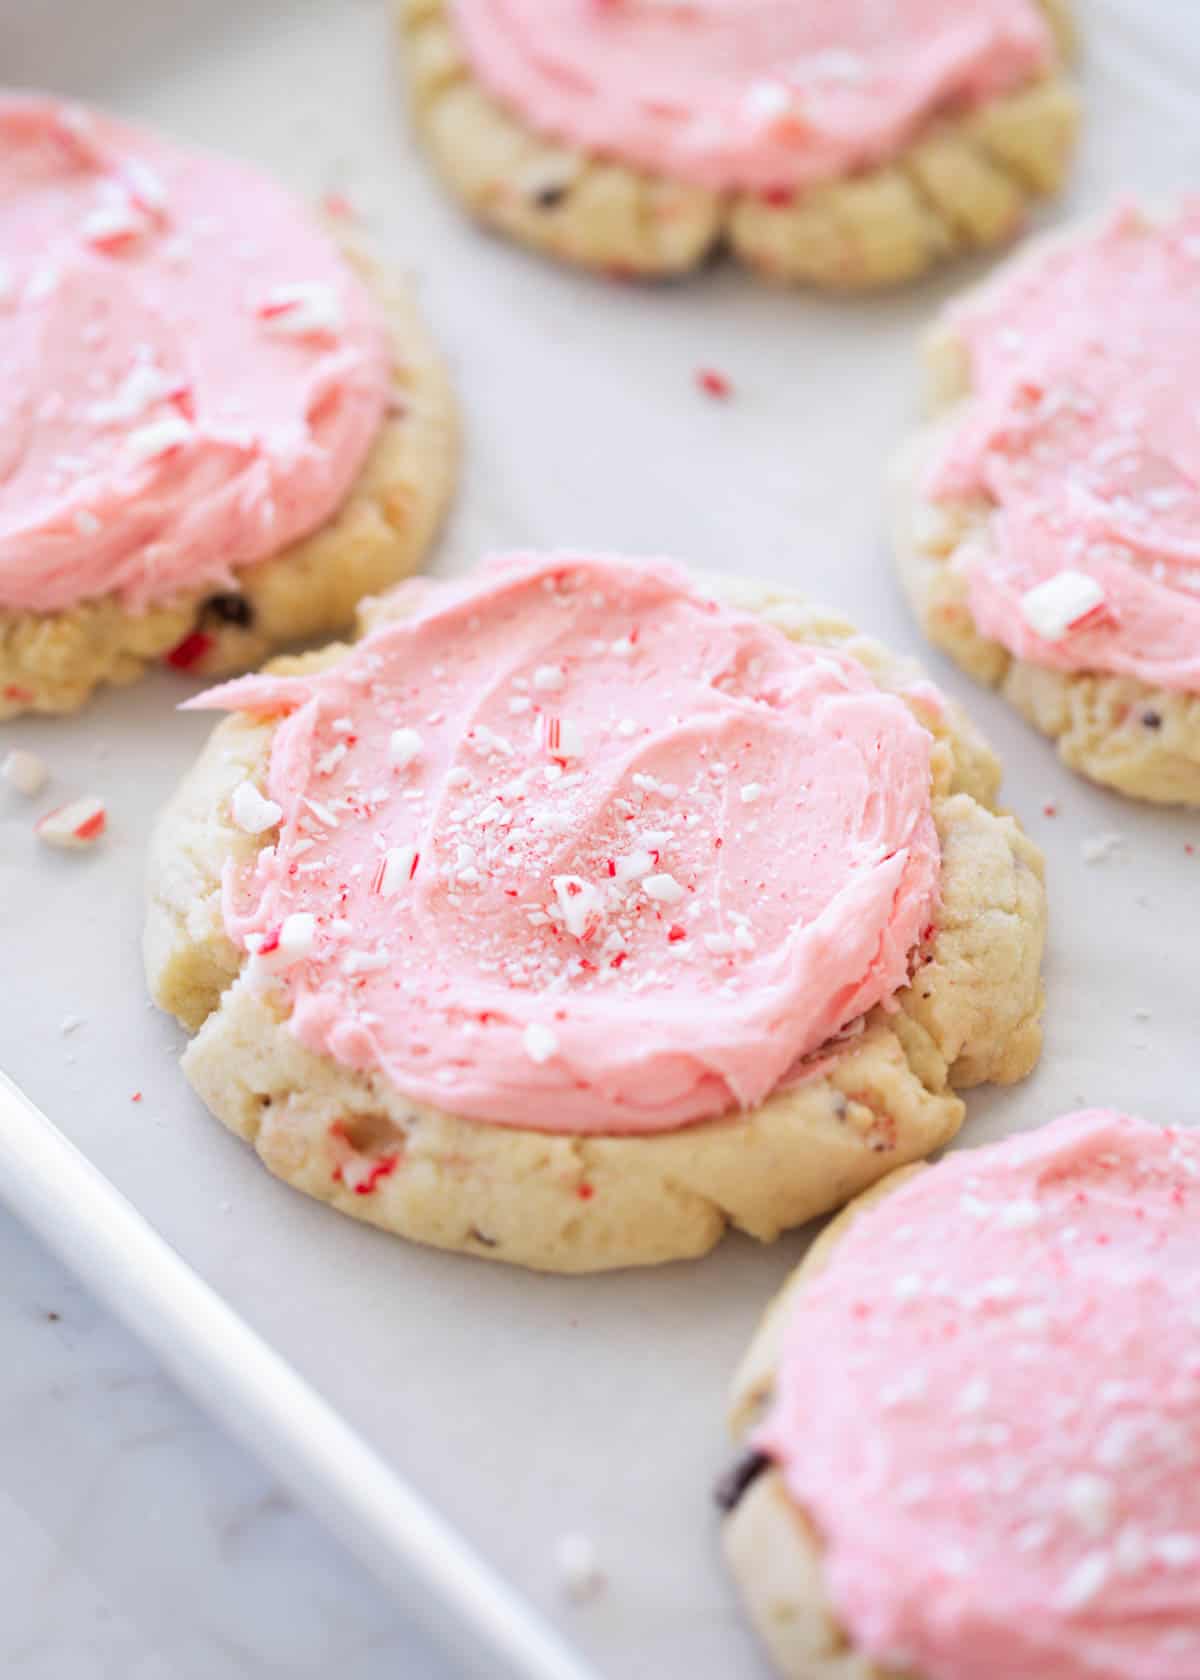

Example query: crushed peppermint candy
[123,416,193,466]
[36,796,106,849]
[372,845,419,897]
[253,911,317,969]
[1082,831,1123,866]
[81,201,148,249]
[230,780,282,834]
[1,749,48,796]
[1019,572,1111,642]
[256,281,344,337]
[197,554,943,1135]
[389,727,424,769]
[523,1022,560,1064]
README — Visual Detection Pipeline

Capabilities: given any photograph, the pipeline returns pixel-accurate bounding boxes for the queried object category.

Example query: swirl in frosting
[0,95,389,615]
[759,1110,1200,1680]
[191,554,941,1134]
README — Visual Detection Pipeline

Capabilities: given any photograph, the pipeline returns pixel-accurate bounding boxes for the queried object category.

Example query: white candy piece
[231,780,282,834]
[389,727,424,770]
[553,1532,605,1605]
[123,416,193,465]
[81,202,147,247]
[540,716,584,759]
[1019,571,1108,642]
[88,360,173,425]
[533,664,566,692]
[36,796,106,849]
[257,282,344,337]
[375,845,417,897]
[254,911,317,970]
[739,783,763,805]
[122,159,168,214]
[523,1022,559,1064]
[642,872,685,904]
[553,874,602,939]
[743,80,793,122]
[1,749,48,797]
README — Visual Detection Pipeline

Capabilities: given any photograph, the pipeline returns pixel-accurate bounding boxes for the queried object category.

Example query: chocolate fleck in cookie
[398,0,1077,288]
[145,553,1045,1272]
[893,203,1200,805]
[721,1110,1200,1680]
[0,96,456,718]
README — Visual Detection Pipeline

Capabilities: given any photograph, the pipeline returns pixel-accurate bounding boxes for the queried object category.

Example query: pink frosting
[759,1111,1200,1680]
[0,95,389,615]
[929,204,1200,694]
[448,0,1054,194]
[190,554,941,1135]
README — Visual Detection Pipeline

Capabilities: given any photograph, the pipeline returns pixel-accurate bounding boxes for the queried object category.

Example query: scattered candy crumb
[523,1022,559,1064]
[1,749,48,797]
[231,780,282,834]
[1019,571,1110,642]
[35,796,107,850]
[1082,831,1124,866]
[553,1532,605,1604]
[165,629,214,671]
[696,367,732,400]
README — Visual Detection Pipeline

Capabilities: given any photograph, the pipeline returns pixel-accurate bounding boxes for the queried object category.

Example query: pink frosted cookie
[0,95,456,717]
[723,1110,1200,1680]
[894,203,1200,805]
[145,553,1045,1271]
[398,0,1077,287]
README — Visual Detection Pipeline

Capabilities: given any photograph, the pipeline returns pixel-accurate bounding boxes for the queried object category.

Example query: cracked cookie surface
[145,576,1046,1273]
[397,0,1077,290]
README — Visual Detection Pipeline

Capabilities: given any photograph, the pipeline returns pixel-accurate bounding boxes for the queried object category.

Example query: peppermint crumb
[35,796,106,849]
[256,281,344,337]
[696,367,732,400]
[389,727,424,769]
[642,873,685,904]
[892,1273,923,1300]
[533,664,565,692]
[2,748,48,796]
[523,1023,559,1064]
[1082,831,1123,865]
[739,783,763,805]
[60,1014,84,1035]
[553,1533,605,1604]
[231,781,281,834]
[1056,1552,1110,1611]
[1064,1474,1115,1539]
[1019,572,1108,641]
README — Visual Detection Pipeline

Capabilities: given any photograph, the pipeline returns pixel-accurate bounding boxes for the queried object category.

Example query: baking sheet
[2,2,1199,1676]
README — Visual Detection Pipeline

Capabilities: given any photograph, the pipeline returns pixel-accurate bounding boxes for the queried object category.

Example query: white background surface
[2,1,1199,1676]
